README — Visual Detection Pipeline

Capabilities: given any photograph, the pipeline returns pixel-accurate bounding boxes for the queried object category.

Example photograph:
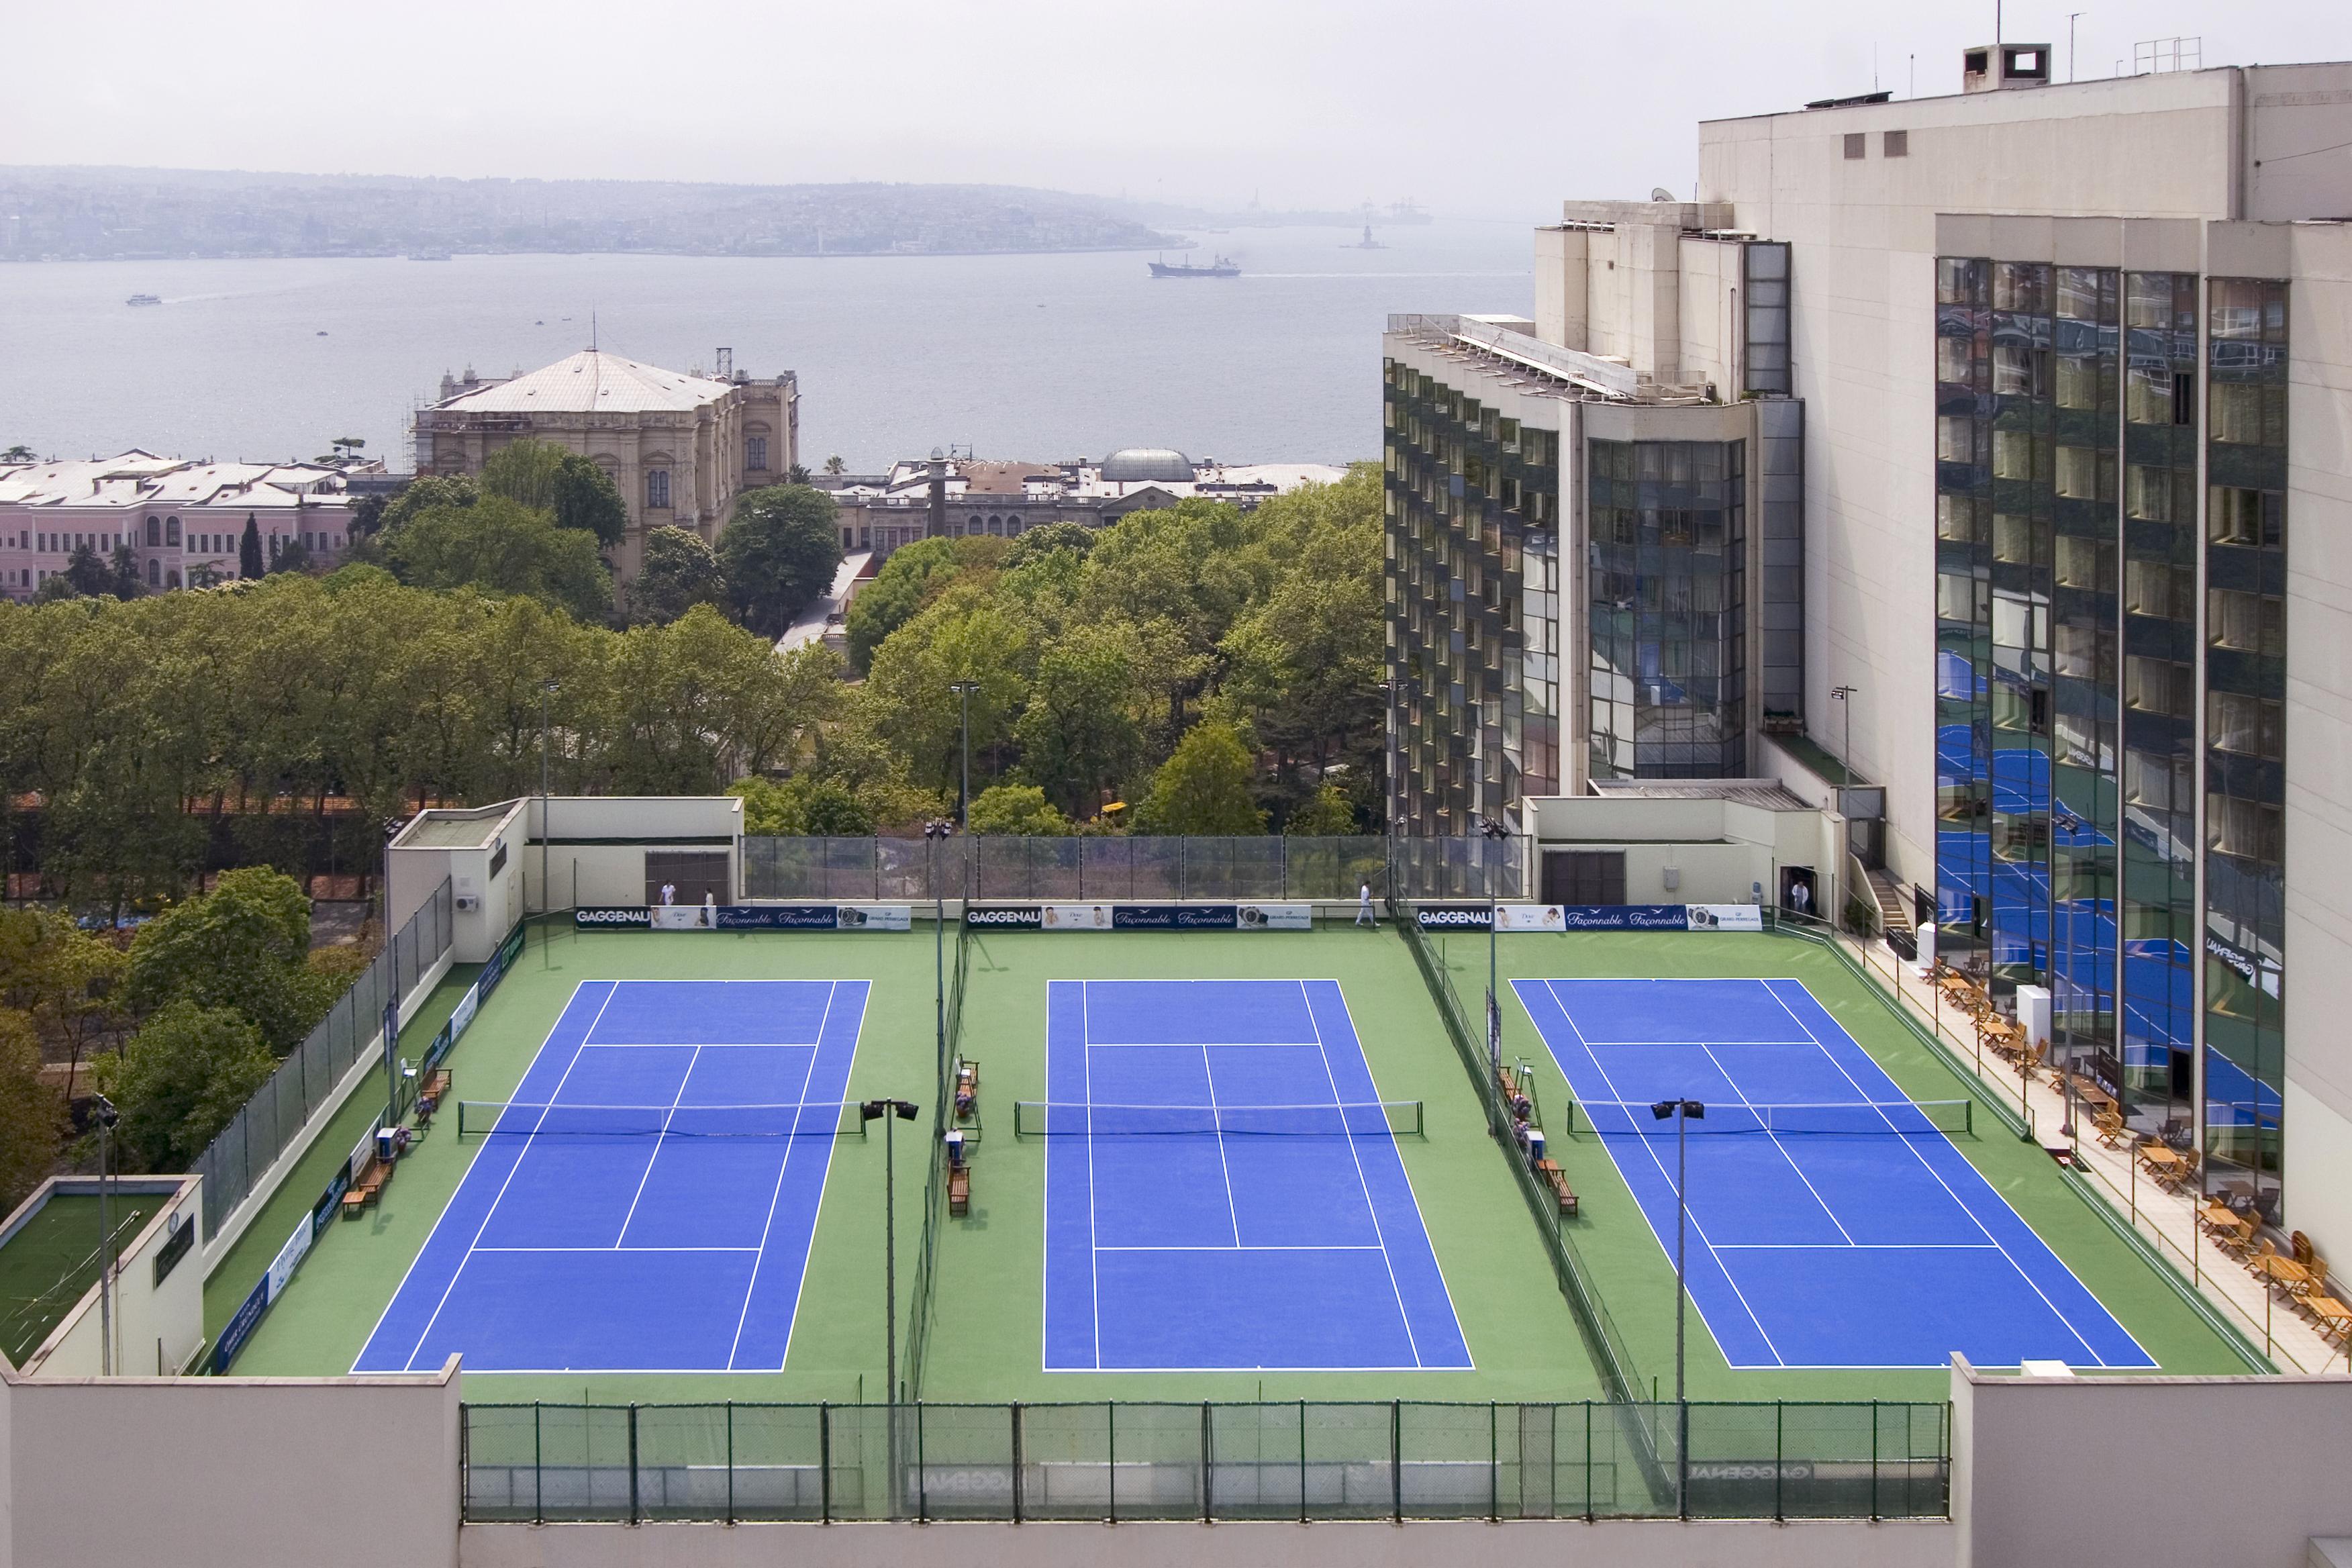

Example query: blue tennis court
[354,979,867,1374]
[1042,979,1470,1372]
[1511,977,2153,1370]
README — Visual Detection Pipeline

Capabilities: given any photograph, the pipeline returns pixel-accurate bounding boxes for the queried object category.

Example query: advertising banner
[211,1277,270,1373]
[1686,903,1764,932]
[1416,903,1495,932]
[1557,904,1692,931]
[651,904,720,930]
[713,904,838,930]
[264,1215,312,1302]
[575,905,652,930]
[964,904,1044,930]
[835,904,912,932]
[1238,903,1314,931]
[1042,903,1114,930]
[1112,904,1240,930]
[1496,904,1567,932]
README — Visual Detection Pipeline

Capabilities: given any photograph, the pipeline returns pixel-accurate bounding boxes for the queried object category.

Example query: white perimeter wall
[459,1517,1955,1568]
[0,1361,461,1568]
[1951,1360,2352,1566]
[23,1179,202,1379]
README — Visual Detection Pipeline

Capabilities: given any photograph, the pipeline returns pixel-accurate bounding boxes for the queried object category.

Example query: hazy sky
[7,1,2348,219]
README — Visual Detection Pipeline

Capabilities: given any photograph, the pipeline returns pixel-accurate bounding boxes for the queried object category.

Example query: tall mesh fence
[188,879,454,1237]
[461,1400,1948,1524]
[741,836,1521,902]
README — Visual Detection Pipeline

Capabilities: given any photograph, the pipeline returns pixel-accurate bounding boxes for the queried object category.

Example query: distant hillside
[0,167,1185,260]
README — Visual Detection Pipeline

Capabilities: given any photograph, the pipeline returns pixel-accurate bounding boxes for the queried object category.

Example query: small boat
[1148,254,1240,279]
[126,293,162,306]
[1348,224,1387,250]
[408,250,452,262]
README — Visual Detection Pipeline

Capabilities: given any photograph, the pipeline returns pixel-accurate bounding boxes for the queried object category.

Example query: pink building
[0,450,367,600]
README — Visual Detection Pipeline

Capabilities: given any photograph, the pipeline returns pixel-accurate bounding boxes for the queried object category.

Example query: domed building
[1097,447,1197,485]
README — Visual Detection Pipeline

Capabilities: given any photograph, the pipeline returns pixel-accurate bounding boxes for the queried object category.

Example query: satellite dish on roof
[1650,187,1677,202]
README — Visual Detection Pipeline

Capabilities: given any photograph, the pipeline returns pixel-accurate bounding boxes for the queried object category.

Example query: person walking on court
[1357,881,1377,928]
[660,881,677,906]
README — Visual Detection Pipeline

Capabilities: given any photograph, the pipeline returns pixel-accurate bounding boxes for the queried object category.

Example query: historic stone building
[411,348,798,583]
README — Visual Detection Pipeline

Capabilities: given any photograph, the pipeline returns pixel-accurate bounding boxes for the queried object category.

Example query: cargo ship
[126,293,162,306]
[1148,254,1240,279]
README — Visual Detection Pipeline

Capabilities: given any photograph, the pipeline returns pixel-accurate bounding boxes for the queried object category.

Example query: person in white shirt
[660,882,677,906]
[1357,881,1377,928]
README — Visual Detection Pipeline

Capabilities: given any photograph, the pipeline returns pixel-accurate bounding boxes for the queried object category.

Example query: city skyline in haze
[7,0,2349,223]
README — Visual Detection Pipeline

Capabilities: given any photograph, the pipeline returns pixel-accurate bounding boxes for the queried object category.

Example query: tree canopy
[631,526,727,625]
[720,485,844,637]
[385,495,615,622]
[1134,719,1267,834]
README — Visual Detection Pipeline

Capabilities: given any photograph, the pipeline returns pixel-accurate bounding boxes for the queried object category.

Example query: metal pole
[97,1111,111,1377]
[884,1111,897,1402]
[1675,1107,1689,1518]
[540,681,555,915]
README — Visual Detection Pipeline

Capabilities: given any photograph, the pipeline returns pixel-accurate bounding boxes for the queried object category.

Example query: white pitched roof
[432,350,734,414]
[0,454,353,511]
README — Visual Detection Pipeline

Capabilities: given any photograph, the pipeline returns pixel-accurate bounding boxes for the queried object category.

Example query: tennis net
[1573,1098,1974,1138]
[455,1100,870,1140]
[1012,1099,1424,1139]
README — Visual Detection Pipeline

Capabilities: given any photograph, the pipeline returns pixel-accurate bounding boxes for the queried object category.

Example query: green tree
[968,783,1071,835]
[822,454,846,475]
[109,543,144,599]
[64,542,112,597]
[385,495,614,623]
[719,485,843,636]
[1002,520,1097,570]
[1284,781,1358,835]
[552,453,628,548]
[373,474,477,536]
[728,775,874,835]
[238,513,264,579]
[0,1008,64,1211]
[97,1001,277,1171]
[864,596,1031,796]
[28,574,77,603]
[0,910,127,1094]
[842,535,1009,671]
[1136,719,1265,834]
[270,535,311,575]
[123,867,327,1053]
[1012,624,1144,818]
[630,526,728,625]
[479,438,569,512]
[1,444,34,463]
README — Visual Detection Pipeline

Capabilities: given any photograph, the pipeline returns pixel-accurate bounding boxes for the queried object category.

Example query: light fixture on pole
[540,678,558,918]
[1650,1096,1706,1516]
[93,1091,119,1376]
[2052,803,2086,1142]
[947,681,982,831]
[858,1098,922,1402]
[924,820,954,1067]
[1481,816,1511,1071]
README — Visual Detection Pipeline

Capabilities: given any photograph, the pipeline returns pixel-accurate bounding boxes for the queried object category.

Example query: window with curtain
[2208,691,2283,758]
[2208,588,2284,656]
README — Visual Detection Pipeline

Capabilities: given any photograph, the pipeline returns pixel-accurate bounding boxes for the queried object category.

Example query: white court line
[399,981,621,1371]
[1096,1244,1387,1253]
[1301,979,1422,1369]
[725,981,834,1371]
[473,1245,761,1254]
[772,982,867,1376]
[613,1044,702,1246]
[1199,1044,1244,1247]
[1694,1040,1857,1246]
[575,1040,825,1050]
[1761,982,2116,1369]
[1081,983,1103,1371]
[1714,1242,2001,1251]
[1540,979,1787,1367]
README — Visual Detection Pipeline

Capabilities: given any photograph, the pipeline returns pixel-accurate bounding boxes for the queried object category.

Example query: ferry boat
[1147,254,1240,279]
[126,293,162,306]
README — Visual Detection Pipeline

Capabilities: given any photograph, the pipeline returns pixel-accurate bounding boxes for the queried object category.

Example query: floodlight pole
[948,681,981,830]
[94,1093,118,1376]
[1652,1097,1705,1516]
[540,679,558,918]
[924,822,953,1071]
[2053,807,2084,1142]
[860,1099,921,1403]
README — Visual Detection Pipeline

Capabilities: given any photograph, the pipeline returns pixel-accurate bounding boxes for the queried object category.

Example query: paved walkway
[1839,931,2342,1375]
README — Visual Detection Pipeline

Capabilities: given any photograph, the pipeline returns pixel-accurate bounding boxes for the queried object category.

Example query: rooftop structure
[0,451,370,597]
[820,449,1350,559]
[412,346,799,586]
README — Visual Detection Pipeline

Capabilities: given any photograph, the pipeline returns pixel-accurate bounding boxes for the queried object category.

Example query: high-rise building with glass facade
[1391,54,2352,1246]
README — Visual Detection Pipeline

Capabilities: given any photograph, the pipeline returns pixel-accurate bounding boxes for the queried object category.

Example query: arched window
[968,515,983,533]
[166,569,181,589]
[147,558,160,587]
[1006,513,1022,534]
[146,516,161,546]
[165,516,181,546]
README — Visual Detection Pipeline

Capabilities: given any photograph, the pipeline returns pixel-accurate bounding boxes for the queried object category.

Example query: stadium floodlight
[858,1098,923,1410]
[1650,1097,1705,1519]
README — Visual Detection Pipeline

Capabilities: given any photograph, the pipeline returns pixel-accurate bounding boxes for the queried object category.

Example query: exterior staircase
[1864,865,1914,938]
